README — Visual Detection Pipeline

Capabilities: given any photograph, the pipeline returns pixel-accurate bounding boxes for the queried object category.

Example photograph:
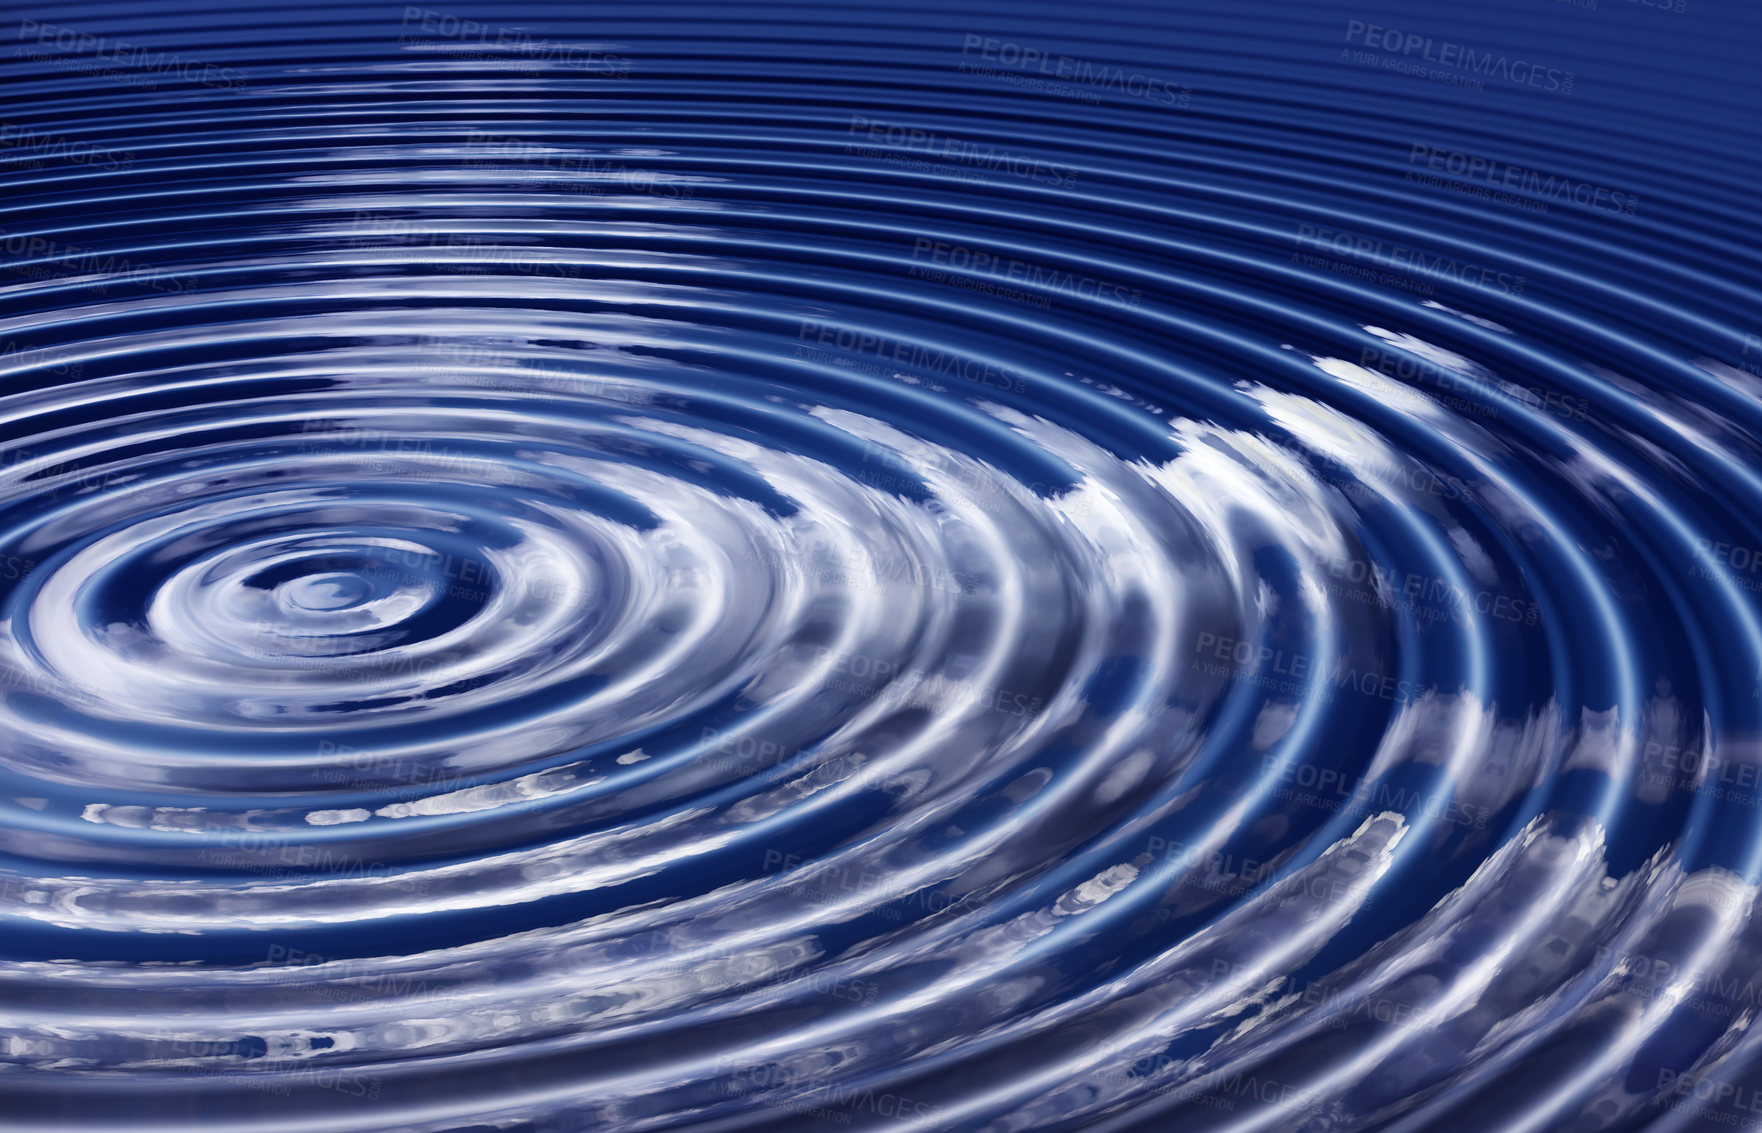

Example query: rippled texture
[3,0,1762,1129]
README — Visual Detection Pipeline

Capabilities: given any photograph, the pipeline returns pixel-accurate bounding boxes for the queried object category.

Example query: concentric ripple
[3,1,1762,1130]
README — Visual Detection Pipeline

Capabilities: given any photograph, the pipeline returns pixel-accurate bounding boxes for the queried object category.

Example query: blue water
[3,0,1762,1129]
